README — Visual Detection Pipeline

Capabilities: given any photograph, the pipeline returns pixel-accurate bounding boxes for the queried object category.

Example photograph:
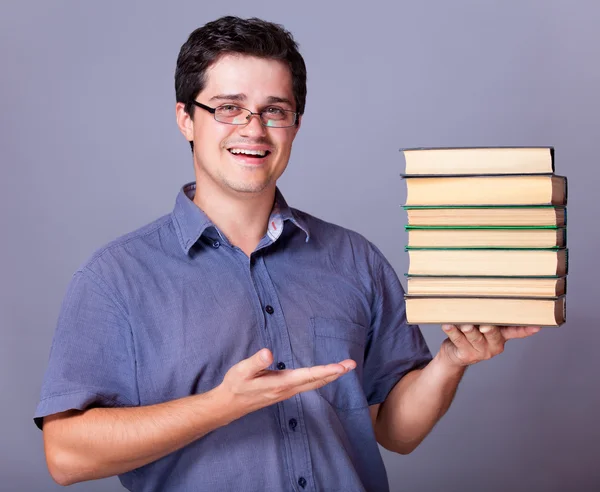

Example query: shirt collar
[271,187,310,242]
[172,182,310,255]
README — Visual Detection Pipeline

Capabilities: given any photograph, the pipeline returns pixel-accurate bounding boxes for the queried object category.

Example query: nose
[239,112,267,138]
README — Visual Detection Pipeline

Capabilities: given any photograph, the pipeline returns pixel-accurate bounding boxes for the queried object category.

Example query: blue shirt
[35,182,432,492]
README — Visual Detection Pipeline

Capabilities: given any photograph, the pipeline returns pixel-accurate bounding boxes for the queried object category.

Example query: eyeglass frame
[191,100,299,128]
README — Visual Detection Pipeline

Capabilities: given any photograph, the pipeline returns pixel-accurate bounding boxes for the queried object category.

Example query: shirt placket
[249,252,316,492]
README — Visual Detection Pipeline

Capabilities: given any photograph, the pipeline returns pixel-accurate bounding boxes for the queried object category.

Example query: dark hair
[175,16,307,123]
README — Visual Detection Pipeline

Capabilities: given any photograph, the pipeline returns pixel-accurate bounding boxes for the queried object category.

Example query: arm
[371,351,465,454]
[371,324,541,454]
[44,390,229,486]
[43,348,355,486]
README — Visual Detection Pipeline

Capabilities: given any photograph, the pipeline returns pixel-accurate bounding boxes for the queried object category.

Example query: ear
[175,102,194,142]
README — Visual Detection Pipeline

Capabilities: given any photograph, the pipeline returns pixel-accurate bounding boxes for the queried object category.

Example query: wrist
[207,384,246,426]
[431,349,468,378]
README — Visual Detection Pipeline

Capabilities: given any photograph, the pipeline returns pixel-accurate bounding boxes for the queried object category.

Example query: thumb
[239,348,273,377]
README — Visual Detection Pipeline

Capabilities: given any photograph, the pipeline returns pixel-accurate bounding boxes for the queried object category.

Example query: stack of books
[401,147,567,327]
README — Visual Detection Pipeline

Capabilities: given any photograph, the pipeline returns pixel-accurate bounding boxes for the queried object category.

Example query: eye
[219,104,241,113]
[264,107,285,115]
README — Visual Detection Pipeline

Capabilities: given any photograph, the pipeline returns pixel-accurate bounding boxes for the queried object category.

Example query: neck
[192,179,276,257]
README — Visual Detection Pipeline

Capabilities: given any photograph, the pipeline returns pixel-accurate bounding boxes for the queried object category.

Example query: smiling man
[178,53,301,256]
[34,16,540,492]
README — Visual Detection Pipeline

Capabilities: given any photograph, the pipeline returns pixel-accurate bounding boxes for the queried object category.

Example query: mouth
[227,148,272,159]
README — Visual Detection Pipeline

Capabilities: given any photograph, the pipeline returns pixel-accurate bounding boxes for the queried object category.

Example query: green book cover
[405,227,567,246]
[402,206,567,225]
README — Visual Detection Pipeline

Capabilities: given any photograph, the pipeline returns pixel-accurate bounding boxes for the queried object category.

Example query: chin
[223,179,273,195]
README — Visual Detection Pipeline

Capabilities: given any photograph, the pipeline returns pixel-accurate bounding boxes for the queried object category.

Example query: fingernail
[480,325,492,333]
[259,350,269,362]
[460,325,474,333]
[442,324,453,332]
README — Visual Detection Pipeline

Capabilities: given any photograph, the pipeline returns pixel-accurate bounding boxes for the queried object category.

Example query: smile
[228,148,271,158]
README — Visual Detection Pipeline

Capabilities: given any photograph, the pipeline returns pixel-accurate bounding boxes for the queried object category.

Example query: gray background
[1,0,598,491]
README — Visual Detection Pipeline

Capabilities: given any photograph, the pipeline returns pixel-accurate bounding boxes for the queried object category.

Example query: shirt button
[288,418,297,431]
[277,362,286,370]
[265,305,274,314]
[298,477,307,488]
[212,240,220,248]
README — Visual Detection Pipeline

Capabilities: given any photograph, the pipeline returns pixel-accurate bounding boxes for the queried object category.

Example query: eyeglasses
[192,101,298,128]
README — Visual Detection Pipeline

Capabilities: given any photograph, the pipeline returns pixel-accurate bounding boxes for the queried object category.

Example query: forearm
[43,386,237,485]
[374,353,466,454]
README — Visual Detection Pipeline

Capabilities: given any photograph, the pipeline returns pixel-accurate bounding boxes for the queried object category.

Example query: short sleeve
[33,268,139,429]
[362,245,432,406]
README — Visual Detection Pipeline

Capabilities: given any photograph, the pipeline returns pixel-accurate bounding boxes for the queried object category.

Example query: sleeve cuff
[366,356,432,406]
[33,390,132,430]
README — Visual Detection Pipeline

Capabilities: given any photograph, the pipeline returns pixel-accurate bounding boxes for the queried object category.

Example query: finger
[286,360,355,389]
[479,325,504,350]
[337,359,357,371]
[237,348,273,378]
[442,324,471,351]
[458,324,487,352]
[293,361,356,393]
[502,325,541,340]
[294,371,346,394]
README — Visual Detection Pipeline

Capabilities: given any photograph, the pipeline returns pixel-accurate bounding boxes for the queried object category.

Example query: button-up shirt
[35,182,432,492]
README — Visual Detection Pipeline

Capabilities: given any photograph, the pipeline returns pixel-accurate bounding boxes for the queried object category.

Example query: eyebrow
[208,94,294,107]
[209,94,246,102]
[266,96,294,106]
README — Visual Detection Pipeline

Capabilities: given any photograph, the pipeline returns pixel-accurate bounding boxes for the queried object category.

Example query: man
[34,16,540,492]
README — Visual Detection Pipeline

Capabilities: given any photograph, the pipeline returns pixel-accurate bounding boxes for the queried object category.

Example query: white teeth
[229,148,267,157]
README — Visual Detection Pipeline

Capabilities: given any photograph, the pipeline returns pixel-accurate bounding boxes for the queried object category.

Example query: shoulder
[76,213,176,276]
[291,207,370,242]
[290,207,388,268]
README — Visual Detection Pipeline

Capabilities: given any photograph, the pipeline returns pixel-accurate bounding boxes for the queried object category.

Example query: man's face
[180,54,301,197]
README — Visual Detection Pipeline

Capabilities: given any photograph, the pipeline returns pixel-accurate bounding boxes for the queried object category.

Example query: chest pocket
[311,317,368,411]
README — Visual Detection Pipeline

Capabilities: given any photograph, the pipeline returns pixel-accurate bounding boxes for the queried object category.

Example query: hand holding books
[439,324,541,367]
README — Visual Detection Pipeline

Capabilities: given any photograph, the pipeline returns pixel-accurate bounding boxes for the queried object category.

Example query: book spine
[404,274,562,278]
[405,247,563,251]
[402,205,560,209]
[401,172,556,178]
[405,225,559,230]
[398,146,555,151]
